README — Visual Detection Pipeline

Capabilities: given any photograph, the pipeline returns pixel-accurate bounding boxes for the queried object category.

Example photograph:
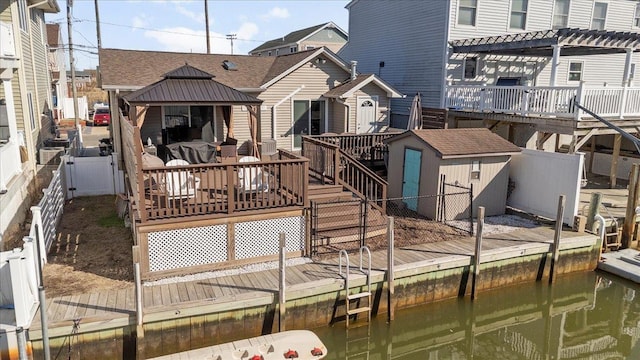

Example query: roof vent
[223,60,238,71]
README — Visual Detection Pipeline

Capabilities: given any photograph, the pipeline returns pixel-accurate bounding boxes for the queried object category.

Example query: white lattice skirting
[235,216,305,260]
[148,224,227,272]
[147,216,305,272]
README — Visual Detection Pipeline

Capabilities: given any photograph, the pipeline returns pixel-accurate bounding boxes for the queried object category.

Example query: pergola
[123,64,263,157]
[449,28,640,86]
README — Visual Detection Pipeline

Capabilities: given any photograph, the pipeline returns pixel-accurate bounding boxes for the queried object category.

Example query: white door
[357,96,377,134]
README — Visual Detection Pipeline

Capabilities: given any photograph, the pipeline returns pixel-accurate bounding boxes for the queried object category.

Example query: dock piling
[279,233,286,331]
[387,216,395,322]
[471,207,484,300]
[550,195,566,284]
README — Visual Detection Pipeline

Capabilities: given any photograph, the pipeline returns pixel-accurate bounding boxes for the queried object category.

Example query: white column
[623,48,634,86]
[549,45,561,86]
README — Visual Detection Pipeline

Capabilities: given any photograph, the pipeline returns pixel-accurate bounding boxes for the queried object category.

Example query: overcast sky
[46,0,350,70]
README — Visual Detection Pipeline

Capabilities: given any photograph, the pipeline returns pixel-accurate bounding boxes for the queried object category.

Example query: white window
[458,0,477,26]
[27,93,36,131]
[463,57,478,79]
[275,49,279,56]
[552,0,570,29]
[568,61,583,81]
[591,2,607,30]
[0,98,9,143]
[305,45,315,50]
[471,160,481,180]
[510,0,528,30]
[17,0,28,32]
[634,3,640,28]
[290,46,297,53]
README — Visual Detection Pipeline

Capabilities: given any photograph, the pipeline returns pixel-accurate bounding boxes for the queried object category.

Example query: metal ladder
[339,246,372,328]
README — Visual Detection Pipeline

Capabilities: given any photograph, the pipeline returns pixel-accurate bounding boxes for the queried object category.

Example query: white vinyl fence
[508,149,583,226]
[30,161,66,255]
[0,238,40,329]
[63,153,125,199]
[62,96,89,120]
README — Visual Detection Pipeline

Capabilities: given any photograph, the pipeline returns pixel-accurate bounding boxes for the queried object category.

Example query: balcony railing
[445,83,640,120]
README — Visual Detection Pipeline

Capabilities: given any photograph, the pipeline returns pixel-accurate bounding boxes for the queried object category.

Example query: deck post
[549,195,566,284]
[623,164,640,248]
[279,233,286,331]
[610,134,622,188]
[387,216,395,322]
[472,206,484,300]
[574,81,584,120]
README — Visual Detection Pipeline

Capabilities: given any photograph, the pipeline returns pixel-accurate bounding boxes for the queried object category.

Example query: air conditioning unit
[260,139,277,156]
[39,147,65,165]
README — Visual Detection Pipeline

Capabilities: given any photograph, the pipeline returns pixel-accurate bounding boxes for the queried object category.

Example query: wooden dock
[25,226,599,358]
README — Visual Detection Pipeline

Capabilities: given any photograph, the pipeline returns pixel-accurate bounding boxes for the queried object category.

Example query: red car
[93,107,111,126]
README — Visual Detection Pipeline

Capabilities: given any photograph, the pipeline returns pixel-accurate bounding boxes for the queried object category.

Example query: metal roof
[450,28,640,57]
[123,65,262,104]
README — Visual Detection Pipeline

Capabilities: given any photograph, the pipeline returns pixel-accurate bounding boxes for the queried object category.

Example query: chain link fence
[310,177,473,257]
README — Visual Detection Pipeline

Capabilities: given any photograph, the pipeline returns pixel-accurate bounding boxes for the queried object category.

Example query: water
[315,271,640,359]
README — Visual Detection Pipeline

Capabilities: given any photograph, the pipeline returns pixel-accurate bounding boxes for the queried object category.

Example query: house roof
[386,128,521,159]
[249,22,347,54]
[323,73,404,99]
[450,28,640,57]
[99,48,278,90]
[46,23,60,47]
[30,0,60,13]
[123,64,262,104]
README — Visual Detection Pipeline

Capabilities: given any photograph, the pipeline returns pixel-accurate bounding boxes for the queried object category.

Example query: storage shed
[385,128,521,218]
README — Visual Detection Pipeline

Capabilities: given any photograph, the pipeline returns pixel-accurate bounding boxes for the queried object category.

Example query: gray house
[250,22,348,57]
[385,128,521,218]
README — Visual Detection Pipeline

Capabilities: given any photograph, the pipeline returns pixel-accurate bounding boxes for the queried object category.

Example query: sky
[46,0,350,70]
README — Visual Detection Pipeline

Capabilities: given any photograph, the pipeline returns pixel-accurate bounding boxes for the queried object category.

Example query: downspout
[336,98,350,133]
[272,85,304,139]
[439,0,452,108]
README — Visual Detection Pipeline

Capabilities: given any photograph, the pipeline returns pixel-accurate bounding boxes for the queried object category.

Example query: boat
[148,330,328,359]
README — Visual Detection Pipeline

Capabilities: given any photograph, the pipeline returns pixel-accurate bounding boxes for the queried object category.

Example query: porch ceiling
[449,28,640,57]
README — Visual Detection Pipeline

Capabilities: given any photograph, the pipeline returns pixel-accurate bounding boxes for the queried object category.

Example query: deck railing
[446,83,640,120]
[311,132,397,160]
[302,136,388,212]
[140,157,308,221]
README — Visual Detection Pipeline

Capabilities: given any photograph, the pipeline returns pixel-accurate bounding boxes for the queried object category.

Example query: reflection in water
[315,272,640,359]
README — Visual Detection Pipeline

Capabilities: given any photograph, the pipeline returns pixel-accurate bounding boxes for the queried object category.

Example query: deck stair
[339,247,372,328]
[309,184,386,248]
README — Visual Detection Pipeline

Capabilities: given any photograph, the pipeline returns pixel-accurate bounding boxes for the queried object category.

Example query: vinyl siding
[339,0,449,111]
[448,0,640,87]
[258,58,351,151]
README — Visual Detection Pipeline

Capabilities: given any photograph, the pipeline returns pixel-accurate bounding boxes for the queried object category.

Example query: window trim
[457,0,478,27]
[567,60,584,82]
[290,46,297,53]
[470,160,481,180]
[551,0,571,30]
[634,3,640,28]
[591,1,608,30]
[17,0,29,32]
[508,0,529,30]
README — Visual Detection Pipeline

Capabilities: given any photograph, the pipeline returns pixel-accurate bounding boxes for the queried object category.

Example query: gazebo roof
[123,64,262,104]
[449,28,640,57]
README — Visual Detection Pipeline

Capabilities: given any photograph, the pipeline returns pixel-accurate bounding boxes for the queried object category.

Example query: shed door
[402,148,422,211]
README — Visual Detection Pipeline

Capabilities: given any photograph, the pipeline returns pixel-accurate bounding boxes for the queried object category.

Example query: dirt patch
[43,195,133,297]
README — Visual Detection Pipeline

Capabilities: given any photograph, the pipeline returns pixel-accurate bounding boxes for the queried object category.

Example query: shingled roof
[123,64,262,104]
[323,74,404,99]
[250,23,341,53]
[387,128,521,159]
[46,23,60,47]
[99,48,331,90]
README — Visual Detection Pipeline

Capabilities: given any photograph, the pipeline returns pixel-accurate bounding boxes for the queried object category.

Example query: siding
[258,58,351,150]
[339,0,449,112]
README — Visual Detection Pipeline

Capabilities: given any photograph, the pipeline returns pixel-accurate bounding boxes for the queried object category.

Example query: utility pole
[67,0,79,129]
[226,34,237,55]
[94,0,102,49]
[204,0,210,53]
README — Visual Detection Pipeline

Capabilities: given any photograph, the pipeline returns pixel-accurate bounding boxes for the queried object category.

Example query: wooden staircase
[309,183,387,252]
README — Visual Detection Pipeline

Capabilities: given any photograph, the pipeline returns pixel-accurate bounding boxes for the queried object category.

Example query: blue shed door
[402,148,421,211]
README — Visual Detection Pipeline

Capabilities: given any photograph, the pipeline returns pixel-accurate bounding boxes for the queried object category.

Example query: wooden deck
[28,226,597,339]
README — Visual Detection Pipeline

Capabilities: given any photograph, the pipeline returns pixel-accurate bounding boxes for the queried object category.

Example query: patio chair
[238,156,269,193]
[165,159,201,199]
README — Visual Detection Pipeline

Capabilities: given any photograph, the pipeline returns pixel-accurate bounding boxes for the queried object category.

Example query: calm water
[315,271,640,359]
